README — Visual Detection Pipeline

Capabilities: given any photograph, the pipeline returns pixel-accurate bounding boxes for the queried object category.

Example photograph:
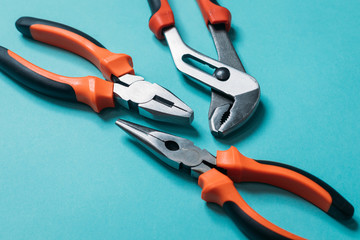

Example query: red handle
[16,17,134,81]
[199,169,305,240]
[147,0,175,39]
[0,47,114,113]
[196,0,231,31]
[216,146,354,220]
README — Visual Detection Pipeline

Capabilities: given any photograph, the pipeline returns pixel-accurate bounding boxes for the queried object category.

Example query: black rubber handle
[256,160,354,220]
[0,46,115,112]
[16,17,105,48]
[148,0,162,18]
[14,16,135,82]
[223,201,294,240]
[0,46,76,101]
[210,0,220,5]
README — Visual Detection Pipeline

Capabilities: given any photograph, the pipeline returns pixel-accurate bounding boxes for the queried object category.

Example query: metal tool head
[207,24,261,137]
[116,119,216,178]
[163,27,260,137]
[113,74,194,125]
[209,88,260,137]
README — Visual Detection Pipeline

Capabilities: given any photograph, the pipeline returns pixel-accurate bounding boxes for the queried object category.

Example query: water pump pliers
[147,0,260,136]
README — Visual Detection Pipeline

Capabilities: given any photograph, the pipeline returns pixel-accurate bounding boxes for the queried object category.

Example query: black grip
[210,0,221,5]
[0,46,76,101]
[223,201,290,240]
[257,160,354,220]
[15,17,105,48]
[223,201,292,240]
[147,0,162,18]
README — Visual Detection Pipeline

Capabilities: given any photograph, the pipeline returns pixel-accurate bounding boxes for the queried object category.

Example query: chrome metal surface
[113,74,194,125]
[163,27,260,136]
[209,88,259,137]
[164,28,258,97]
[208,24,245,71]
[116,119,216,178]
[208,24,245,136]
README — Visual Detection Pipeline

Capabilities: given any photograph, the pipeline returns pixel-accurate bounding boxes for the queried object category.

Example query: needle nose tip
[115,119,136,135]
[115,119,127,129]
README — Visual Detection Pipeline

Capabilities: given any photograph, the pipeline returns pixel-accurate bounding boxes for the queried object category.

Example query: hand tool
[0,17,193,125]
[147,0,260,137]
[116,119,354,240]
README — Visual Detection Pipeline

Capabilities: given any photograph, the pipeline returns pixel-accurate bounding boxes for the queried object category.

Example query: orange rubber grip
[148,0,175,39]
[0,47,114,113]
[199,169,305,239]
[216,146,354,220]
[196,0,231,31]
[16,17,134,81]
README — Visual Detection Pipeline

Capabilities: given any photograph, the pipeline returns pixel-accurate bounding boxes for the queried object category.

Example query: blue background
[0,0,359,239]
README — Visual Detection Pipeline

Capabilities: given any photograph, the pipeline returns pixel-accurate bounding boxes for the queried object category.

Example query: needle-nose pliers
[0,17,193,125]
[116,119,354,240]
[147,0,260,137]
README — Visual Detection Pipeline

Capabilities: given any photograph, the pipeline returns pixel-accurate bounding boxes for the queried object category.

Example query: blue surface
[0,0,359,239]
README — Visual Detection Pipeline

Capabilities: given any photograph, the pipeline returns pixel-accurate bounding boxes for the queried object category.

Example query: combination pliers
[0,17,193,125]
[116,119,354,240]
[147,0,260,137]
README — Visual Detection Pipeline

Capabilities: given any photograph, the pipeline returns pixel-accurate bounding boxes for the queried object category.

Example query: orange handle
[16,17,134,81]
[0,47,114,113]
[147,0,175,39]
[216,146,354,220]
[196,0,231,31]
[199,169,305,240]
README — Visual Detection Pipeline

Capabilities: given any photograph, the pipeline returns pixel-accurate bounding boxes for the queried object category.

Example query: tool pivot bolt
[214,67,230,81]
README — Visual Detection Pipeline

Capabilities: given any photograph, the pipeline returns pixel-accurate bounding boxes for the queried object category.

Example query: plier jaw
[115,119,216,177]
[113,74,194,125]
[209,88,260,137]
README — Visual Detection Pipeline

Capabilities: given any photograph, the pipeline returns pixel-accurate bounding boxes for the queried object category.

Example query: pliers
[116,119,354,240]
[0,17,193,125]
[147,0,260,137]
